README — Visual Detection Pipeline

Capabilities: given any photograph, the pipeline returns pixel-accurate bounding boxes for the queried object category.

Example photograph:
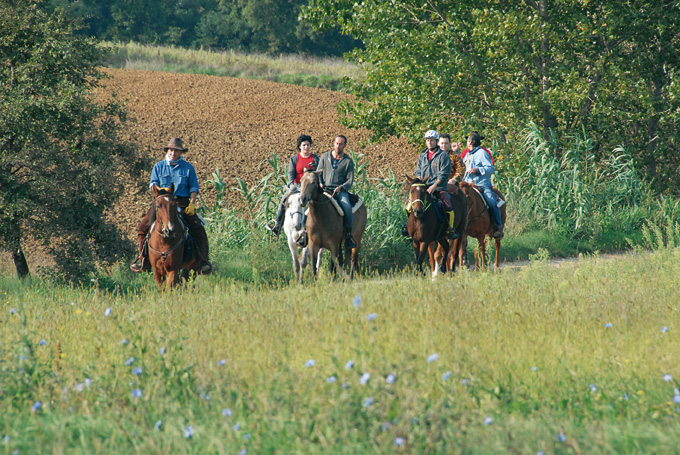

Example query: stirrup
[130,260,143,273]
[447,229,459,240]
[345,234,357,249]
[200,262,212,274]
[493,226,504,238]
[265,221,281,235]
[296,232,308,248]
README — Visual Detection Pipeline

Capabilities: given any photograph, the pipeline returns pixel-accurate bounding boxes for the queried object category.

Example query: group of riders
[129,130,505,274]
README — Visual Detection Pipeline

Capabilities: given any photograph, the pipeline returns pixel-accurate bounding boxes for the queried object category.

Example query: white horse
[283,192,323,283]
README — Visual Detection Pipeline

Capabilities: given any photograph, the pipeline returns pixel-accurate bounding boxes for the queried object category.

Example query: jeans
[334,191,353,229]
[481,186,502,228]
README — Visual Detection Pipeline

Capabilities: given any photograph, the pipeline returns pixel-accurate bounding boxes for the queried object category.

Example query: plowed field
[105,69,418,239]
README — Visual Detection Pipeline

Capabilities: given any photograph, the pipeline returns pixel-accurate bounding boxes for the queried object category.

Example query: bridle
[149,194,186,264]
[406,183,432,215]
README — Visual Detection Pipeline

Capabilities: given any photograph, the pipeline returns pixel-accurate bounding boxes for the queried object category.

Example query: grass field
[2,247,680,454]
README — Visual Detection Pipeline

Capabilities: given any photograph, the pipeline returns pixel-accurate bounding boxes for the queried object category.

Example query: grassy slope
[2,249,680,454]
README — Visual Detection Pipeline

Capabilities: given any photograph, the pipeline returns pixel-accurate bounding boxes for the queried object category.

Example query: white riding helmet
[424,130,440,140]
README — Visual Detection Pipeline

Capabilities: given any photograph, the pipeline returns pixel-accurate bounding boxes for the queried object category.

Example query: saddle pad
[304,193,364,217]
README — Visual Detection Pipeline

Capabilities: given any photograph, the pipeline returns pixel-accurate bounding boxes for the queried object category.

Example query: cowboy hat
[163,137,188,152]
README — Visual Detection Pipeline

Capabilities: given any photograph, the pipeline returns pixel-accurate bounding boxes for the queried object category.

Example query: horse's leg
[416,241,429,275]
[288,237,301,282]
[329,245,348,281]
[308,243,320,281]
[152,264,164,290]
[478,236,488,271]
[494,238,502,270]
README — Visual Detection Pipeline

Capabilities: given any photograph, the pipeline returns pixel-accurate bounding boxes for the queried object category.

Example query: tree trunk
[8,225,30,279]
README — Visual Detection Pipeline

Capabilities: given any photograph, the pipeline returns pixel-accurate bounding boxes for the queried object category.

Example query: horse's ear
[151,184,160,197]
[406,175,414,184]
[169,183,175,195]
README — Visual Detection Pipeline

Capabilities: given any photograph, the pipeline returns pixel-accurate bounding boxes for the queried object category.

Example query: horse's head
[285,192,305,231]
[406,175,429,219]
[152,184,180,238]
[299,169,322,207]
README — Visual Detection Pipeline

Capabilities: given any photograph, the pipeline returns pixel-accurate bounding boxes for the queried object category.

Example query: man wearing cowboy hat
[130,137,212,274]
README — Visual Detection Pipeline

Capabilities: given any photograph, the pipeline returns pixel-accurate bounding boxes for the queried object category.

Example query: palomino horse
[299,169,367,280]
[282,191,323,283]
[148,184,200,290]
[458,181,507,270]
[431,181,468,274]
[406,176,449,277]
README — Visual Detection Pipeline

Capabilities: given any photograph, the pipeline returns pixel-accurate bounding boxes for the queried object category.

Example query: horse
[147,184,200,290]
[458,181,507,270]
[299,169,367,280]
[406,176,449,277]
[282,191,323,283]
[431,180,468,274]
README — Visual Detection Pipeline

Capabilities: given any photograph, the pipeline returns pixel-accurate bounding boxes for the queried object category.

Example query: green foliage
[302,1,680,191]
[0,0,148,281]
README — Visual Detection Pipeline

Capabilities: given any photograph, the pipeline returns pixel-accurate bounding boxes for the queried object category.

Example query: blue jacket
[149,158,200,197]
[463,146,495,189]
[414,147,451,191]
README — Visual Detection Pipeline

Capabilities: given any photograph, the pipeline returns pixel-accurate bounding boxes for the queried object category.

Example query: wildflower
[131,389,142,398]
[604,323,612,329]
[386,373,396,384]
[484,417,493,426]
[233,423,241,431]
[381,422,392,432]
[304,359,316,367]
[345,360,354,370]
[222,408,233,417]
[360,373,370,385]
[537,451,546,455]
[120,338,129,345]
[154,420,162,430]
[341,383,351,389]
[133,367,143,376]
[238,450,247,455]
[3,436,9,443]
[160,347,166,355]
[125,357,135,366]
[218,359,226,366]
[623,393,629,401]
[662,326,669,333]
[589,383,597,392]
[394,437,405,447]
[243,434,251,441]
[442,371,452,381]
[363,397,374,408]
[427,353,439,363]
[75,383,84,392]
[674,394,680,404]
[10,308,16,315]
[664,374,673,382]
[366,313,377,321]
[31,401,42,412]
[353,296,361,308]
[531,366,538,372]
[327,376,337,383]
[201,393,210,401]
[184,425,194,438]
[462,379,469,385]
[557,431,567,442]
[39,339,46,346]
[85,378,91,388]
[104,308,112,317]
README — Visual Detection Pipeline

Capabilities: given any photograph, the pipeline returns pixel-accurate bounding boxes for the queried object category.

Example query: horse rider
[439,133,466,182]
[130,137,212,274]
[463,131,503,238]
[317,135,357,248]
[266,134,319,242]
[401,130,458,240]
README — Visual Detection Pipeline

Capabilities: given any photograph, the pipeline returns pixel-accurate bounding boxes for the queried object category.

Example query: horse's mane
[458,181,474,189]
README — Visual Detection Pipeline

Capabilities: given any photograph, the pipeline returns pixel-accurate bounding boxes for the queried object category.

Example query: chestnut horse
[148,184,200,290]
[299,169,367,280]
[406,176,449,277]
[431,181,468,274]
[458,182,507,270]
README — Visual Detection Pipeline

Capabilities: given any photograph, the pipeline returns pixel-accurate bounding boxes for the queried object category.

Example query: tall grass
[3,248,680,453]
[103,41,363,91]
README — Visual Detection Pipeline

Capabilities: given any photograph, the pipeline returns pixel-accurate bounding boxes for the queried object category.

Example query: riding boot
[190,221,212,274]
[446,211,459,240]
[266,203,286,236]
[130,235,150,273]
[343,216,357,249]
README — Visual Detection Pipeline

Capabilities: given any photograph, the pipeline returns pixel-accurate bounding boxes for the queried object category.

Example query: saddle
[313,190,364,217]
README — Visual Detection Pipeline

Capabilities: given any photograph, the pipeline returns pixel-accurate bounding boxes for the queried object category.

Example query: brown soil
[2,69,419,273]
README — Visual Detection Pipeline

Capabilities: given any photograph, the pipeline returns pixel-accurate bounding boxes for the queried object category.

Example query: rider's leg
[337,191,356,248]
[267,189,293,236]
[437,191,459,240]
[130,205,154,273]
[185,214,212,273]
[482,187,503,237]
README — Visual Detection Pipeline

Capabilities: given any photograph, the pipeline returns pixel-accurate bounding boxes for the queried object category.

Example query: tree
[0,0,148,280]
[303,0,680,189]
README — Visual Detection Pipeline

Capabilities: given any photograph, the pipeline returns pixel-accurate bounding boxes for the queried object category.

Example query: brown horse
[147,184,200,290]
[299,169,367,280]
[431,181,468,274]
[406,176,449,277]
[458,182,507,270]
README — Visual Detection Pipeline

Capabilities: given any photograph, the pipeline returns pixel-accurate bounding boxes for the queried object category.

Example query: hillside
[104,69,418,240]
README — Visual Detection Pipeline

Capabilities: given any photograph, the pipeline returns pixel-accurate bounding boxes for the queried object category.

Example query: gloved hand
[185,202,196,216]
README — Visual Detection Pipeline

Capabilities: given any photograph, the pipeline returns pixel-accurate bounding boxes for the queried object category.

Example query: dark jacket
[414,147,451,191]
[288,153,320,185]
[317,151,354,192]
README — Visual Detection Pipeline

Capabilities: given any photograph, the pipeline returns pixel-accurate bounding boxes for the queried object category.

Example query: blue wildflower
[327,376,336,383]
[3,435,9,443]
[125,357,135,366]
[39,339,46,346]
[484,417,493,426]
[353,296,361,308]
[238,450,246,455]
[75,383,84,392]
[184,425,194,438]
[85,378,91,388]
[305,359,315,367]
[462,379,469,385]
[120,338,129,345]
[662,326,669,333]
[218,359,226,366]
[31,401,41,412]
[386,373,396,384]
[664,374,673,382]
[442,371,452,381]
[604,323,612,329]
[360,372,370,385]
[10,308,16,315]
[363,397,374,408]
[531,366,538,372]
[233,423,241,431]
[394,437,405,447]
[133,367,142,376]
[131,389,142,398]
[160,347,166,355]
[345,360,354,370]
[222,408,233,417]
[243,434,251,441]
[427,353,439,363]
[589,383,597,392]
[381,422,392,431]
[557,431,567,442]
[104,307,111,317]
[674,394,680,404]
[366,313,377,321]
[154,420,162,430]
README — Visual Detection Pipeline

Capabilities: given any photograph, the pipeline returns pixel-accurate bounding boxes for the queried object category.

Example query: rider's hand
[333,187,341,196]
[185,202,196,216]
[427,184,437,194]
[469,167,478,175]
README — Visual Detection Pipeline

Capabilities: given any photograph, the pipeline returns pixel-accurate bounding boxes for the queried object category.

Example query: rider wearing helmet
[410,130,458,240]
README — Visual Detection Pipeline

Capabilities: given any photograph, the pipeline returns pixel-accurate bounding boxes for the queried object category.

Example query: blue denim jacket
[463,147,495,189]
[149,158,200,197]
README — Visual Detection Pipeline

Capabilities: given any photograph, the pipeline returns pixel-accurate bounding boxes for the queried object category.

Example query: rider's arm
[436,153,452,187]
[476,151,495,176]
[190,191,198,205]
[188,166,200,195]
[340,156,354,192]
[149,162,162,189]
[287,155,297,185]
[414,153,424,180]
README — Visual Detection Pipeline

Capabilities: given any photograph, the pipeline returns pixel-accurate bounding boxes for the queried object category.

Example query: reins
[149,194,187,266]
[406,183,432,213]
[465,185,489,227]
